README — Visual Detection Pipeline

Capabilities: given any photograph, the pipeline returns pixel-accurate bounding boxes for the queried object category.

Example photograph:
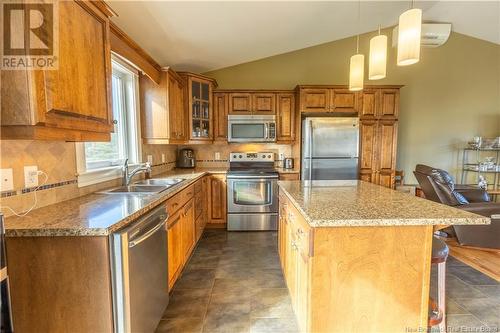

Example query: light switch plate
[0,169,14,191]
[215,152,220,160]
[161,154,166,163]
[147,155,153,164]
[24,165,38,188]
[279,153,285,161]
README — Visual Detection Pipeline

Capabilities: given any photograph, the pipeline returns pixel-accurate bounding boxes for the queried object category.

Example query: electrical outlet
[279,153,285,161]
[24,166,39,188]
[147,155,153,164]
[0,169,14,191]
[161,154,166,163]
[215,152,220,160]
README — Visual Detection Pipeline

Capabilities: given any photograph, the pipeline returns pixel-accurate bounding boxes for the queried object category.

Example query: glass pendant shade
[349,54,364,91]
[397,8,422,66]
[369,34,387,80]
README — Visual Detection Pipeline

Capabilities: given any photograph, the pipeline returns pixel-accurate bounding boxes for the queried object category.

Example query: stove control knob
[233,154,237,158]
[267,155,272,158]
[239,154,242,158]
[262,154,266,158]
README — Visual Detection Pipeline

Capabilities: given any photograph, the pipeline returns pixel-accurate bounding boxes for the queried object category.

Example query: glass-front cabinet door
[180,73,217,142]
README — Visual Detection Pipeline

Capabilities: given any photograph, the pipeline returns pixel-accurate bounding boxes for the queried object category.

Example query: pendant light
[397,1,422,66]
[369,26,387,80]
[349,1,364,91]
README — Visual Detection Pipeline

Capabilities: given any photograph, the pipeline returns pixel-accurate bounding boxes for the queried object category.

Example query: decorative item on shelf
[468,136,482,149]
[478,175,488,190]
[369,25,387,80]
[482,137,500,149]
[397,2,422,66]
[349,0,364,91]
[483,157,496,170]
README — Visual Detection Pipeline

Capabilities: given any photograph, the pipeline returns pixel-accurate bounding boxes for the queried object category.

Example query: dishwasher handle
[129,217,167,248]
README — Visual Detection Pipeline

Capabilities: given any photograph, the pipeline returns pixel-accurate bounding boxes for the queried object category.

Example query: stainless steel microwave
[227,115,276,143]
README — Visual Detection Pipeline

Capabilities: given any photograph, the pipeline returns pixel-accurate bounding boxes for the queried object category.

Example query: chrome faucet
[122,159,152,186]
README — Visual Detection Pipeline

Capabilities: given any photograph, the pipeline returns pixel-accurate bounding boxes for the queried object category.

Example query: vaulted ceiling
[108,1,500,72]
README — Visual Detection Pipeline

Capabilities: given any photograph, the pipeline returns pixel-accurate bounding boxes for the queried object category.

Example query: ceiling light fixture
[349,1,364,91]
[369,26,387,80]
[397,1,422,66]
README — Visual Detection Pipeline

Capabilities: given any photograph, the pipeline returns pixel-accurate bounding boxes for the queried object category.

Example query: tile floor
[156,230,500,333]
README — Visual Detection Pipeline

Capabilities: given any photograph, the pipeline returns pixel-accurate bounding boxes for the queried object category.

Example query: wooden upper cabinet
[178,72,217,142]
[360,88,400,120]
[228,93,253,114]
[331,89,359,113]
[1,1,114,141]
[299,88,330,112]
[360,89,379,119]
[379,89,400,119]
[140,69,186,144]
[299,87,359,113]
[253,93,276,114]
[276,93,295,143]
[213,93,229,141]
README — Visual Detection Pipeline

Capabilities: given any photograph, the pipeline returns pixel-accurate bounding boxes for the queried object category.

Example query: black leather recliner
[414,164,500,249]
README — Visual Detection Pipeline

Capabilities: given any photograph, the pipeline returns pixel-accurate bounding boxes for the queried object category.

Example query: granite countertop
[278,180,491,227]
[5,168,227,237]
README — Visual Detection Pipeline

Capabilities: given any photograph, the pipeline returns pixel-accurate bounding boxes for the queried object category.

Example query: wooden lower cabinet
[278,189,434,332]
[279,173,300,181]
[208,174,227,226]
[166,180,207,290]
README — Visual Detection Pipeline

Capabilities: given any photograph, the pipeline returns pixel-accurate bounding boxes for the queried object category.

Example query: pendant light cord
[356,0,361,53]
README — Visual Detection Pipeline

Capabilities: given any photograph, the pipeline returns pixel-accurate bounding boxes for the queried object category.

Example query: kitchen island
[277,180,489,333]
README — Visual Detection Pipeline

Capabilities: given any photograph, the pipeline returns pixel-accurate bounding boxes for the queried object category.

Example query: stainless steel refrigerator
[301,117,359,180]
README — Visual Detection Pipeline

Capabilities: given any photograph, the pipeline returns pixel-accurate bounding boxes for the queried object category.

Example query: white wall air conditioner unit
[392,23,452,48]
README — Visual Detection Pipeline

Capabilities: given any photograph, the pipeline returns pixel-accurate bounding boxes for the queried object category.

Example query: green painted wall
[205,31,500,184]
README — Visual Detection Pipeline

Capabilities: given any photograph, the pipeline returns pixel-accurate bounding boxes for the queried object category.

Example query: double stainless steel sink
[101,178,186,195]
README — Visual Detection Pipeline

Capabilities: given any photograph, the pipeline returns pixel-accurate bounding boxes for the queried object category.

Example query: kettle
[177,148,196,168]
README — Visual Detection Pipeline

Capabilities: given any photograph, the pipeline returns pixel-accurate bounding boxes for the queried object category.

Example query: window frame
[76,54,142,187]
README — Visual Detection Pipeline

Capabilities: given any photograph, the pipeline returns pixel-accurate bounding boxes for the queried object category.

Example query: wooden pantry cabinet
[276,93,296,143]
[1,0,114,141]
[178,72,218,142]
[140,68,187,144]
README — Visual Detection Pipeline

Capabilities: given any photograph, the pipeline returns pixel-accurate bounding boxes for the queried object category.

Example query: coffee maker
[176,148,196,168]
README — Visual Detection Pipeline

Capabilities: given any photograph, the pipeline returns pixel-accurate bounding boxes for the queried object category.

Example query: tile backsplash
[179,143,293,168]
[0,140,177,217]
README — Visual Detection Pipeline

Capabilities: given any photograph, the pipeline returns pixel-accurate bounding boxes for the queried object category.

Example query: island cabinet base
[278,192,434,333]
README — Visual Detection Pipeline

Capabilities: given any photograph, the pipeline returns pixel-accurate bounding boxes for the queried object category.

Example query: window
[76,56,141,187]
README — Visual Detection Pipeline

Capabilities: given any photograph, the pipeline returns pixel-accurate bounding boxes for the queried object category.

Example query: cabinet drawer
[182,184,195,203]
[195,193,203,219]
[166,184,195,216]
[194,180,202,193]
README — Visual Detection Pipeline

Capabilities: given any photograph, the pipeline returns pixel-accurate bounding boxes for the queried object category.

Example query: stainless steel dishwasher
[110,205,169,333]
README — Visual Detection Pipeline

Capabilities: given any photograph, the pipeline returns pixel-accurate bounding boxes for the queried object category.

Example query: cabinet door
[40,1,113,133]
[141,72,169,141]
[377,121,398,188]
[276,93,295,143]
[167,210,183,290]
[228,93,252,114]
[181,199,196,260]
[213,93,228,141]
[360,89,379,119]
[168,74,186,142]
[359,121,378,184]
[286,225,298,305]
[296,252,310,332]
[379,89,399,119]
[253,93,276,114]
[331,89,359,113]
[208,175,227,224]
[187,77,212,141]
[299,88,330,112]
[202,176,209,226]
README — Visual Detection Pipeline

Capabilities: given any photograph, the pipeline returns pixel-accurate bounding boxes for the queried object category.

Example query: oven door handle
[264,123,269,139]
[227,175,279,180]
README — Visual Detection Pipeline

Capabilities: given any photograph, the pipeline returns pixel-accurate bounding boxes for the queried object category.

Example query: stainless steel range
[227,152,279,231]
